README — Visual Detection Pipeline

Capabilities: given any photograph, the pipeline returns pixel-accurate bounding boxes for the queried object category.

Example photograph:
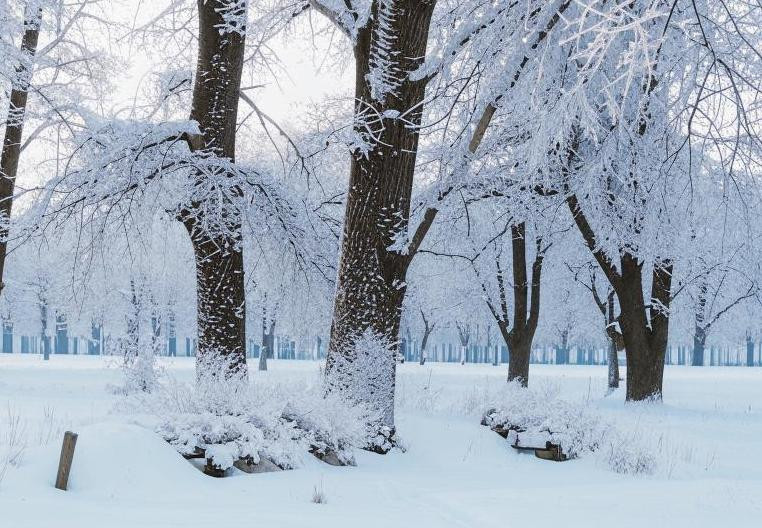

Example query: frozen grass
[311,478,327,504]
[0,403,66,489]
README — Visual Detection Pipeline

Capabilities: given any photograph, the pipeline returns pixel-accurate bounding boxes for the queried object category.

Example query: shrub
[123,373,376,472]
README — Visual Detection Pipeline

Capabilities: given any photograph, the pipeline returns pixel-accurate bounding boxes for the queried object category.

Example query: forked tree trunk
[485,224,544,387]
[456,322,470,365]
[183,0,248,381]
[508,223,543,386]
[0,5,42,295]
[326,1,437,429]
[567,193,673,401]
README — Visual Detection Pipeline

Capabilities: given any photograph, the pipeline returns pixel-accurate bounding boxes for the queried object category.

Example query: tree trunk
[557,330,569,364]
[747,335,755,367]
[692,279,707,367]
[125,279,140,366]
[616,257,672,400]
[456,323,470,365]
[692,330,706,367]
[184,0,248,382]
[0,5,42,295]
[507,339,531,386]
[40,294,49,361]
[259,317,268,371]
[567,194,672,401]
[607,338,619,390]
[419,327,431,365]
[325,1,437,429]
[259,318,275,371]
[606,292,620,390]
[485,224,543,387]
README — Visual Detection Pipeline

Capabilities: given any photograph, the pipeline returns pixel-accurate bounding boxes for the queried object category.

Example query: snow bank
[5,422,203,499]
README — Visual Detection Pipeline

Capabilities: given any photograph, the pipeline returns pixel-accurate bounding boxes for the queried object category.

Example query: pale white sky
[115,20,354,124]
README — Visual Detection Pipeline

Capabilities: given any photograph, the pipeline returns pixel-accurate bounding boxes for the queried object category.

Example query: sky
[114,12,354,125]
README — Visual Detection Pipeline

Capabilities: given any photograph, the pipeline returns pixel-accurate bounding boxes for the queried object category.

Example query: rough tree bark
[325,1,438,430]
[567,194,673,401]
[181,0,248,381]
[481,223,544,387]
[0,4,42,295]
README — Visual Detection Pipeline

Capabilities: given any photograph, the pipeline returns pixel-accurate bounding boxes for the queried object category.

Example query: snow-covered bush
[120,371,376,472]
[326,328,395,424]
[325,328,397,452]
[481,381,610,459]
[480,383,677,476]
[282,389,375,466]
[121,345,161,394]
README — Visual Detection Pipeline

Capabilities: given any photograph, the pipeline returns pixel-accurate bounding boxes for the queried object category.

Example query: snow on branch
[14,117,321,275]
[215,0,248,35]
[308,0,369,40]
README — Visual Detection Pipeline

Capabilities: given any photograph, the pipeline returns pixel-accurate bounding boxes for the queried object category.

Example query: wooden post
[55,431,78,490]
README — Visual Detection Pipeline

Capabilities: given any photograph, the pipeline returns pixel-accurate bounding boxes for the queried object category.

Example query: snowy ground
[1,355,761,527]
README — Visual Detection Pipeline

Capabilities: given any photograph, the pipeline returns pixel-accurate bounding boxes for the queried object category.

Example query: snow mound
[7,422,203,499]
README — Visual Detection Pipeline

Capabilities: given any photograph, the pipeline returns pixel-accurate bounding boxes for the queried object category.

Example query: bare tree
[418,309,435,365]
[690,269,756,367]
[478,224,545,386]
[573,265,624,391]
